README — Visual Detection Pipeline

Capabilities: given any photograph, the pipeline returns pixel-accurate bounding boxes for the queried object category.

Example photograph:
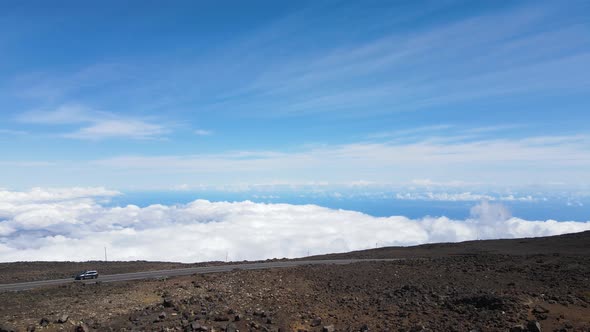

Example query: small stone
[509,325,525,332]
[225,323,238,332]
[159,312,167,320]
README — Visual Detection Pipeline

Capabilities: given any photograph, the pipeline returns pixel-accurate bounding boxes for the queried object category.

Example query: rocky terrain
[1,232,589,332]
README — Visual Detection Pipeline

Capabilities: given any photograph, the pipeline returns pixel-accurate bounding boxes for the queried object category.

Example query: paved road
[0,259,398,292]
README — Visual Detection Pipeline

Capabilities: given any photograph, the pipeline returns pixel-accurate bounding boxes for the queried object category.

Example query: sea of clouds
[0,187,589,262]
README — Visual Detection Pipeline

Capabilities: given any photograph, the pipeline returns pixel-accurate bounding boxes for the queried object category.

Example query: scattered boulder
[526,320,542,332]
[225,323,237,332]
[39,318,50,327]
[532,306,549,314]
[509,325,525,332]
[191,323,208,332]
[0,323,18,332]
[214,315,230,322]
[163,298,176,308]
[455,295,507,311]
[56,314,69,324]
[310,317,322,327]
[74,323,90,332]
[323,325,335,332]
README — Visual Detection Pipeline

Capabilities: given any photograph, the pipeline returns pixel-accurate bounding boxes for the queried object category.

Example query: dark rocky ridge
[307,231,590,260]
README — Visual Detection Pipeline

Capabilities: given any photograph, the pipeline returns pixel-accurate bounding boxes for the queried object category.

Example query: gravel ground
[0,232,589,332]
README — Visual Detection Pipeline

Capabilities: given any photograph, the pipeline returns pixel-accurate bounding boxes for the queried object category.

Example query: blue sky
[1,0,589,190]
[1,1,590,262]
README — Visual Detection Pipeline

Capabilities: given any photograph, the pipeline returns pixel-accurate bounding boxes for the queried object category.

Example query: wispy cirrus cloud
[18,104,95,124]
[0,129,28,136]
[191,2,590,117]
[20,2,583,121]
[18,104,169,140]
[64,119,168,140]
[2,133,588,189]
[194,129,213,136]
[83,134,590,187]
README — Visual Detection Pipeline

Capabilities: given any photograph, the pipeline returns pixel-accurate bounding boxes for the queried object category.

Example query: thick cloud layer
[0,188,588,262]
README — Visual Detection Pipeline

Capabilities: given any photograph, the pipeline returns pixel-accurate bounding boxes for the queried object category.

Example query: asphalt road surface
[0,259,399,292]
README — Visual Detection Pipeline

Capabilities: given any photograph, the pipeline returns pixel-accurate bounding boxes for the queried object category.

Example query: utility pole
[225,251,228,262]
[104,247,107,262]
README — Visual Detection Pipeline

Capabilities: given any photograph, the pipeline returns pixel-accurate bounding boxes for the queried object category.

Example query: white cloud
[1,134,590,189]
[88,134,590,186]
[17,104,168,140]
[0,187,120,203]
[18,104,95,124]
[410,179,480,187]
[396,192,494,202]
[194,129,213,136]
[0,129,28,136]
[395,192,538,202]
[171,184,191,191]
[470,200,512,223]
[0,188,588,262]
[64,119,167,140]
